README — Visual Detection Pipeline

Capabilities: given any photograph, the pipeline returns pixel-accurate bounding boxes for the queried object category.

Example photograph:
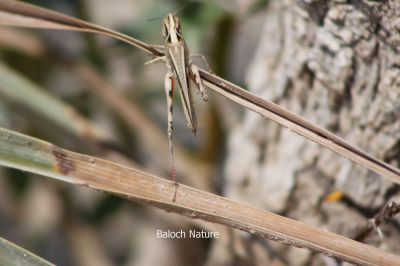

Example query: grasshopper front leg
[189,63,208,101]
[191,54,212,73]
[144,55,165,65]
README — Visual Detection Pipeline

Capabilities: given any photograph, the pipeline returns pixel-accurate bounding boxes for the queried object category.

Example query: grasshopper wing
[166,43,197,133]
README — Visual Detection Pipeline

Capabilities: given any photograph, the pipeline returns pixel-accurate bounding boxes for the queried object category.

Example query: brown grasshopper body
[164,18,197,134]
[147,14,208,183]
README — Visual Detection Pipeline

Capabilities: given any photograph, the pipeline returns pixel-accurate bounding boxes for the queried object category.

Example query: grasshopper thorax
[162,14,183,45]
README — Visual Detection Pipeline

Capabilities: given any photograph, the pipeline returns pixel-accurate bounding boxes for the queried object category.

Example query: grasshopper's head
[162,13,182,44]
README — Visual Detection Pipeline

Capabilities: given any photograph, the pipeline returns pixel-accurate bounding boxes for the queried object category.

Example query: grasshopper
[146,13,209,186]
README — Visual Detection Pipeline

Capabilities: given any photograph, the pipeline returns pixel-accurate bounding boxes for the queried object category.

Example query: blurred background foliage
[0,0,268,265]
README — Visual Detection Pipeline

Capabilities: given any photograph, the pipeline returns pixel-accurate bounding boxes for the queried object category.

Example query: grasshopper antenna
[146,16,162,22]
[147,3,189,22]
[147,4,190,23]
[173,4,190,15]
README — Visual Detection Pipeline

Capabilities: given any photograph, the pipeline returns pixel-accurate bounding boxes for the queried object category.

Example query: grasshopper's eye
[175,19,181,32]
[177,25,182,36]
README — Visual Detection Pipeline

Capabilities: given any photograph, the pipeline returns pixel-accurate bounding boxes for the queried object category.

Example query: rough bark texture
[217,0,400,265]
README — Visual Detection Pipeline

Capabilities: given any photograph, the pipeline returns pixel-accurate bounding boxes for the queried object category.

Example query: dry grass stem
[1,127,400,265]
[355,201,400,242]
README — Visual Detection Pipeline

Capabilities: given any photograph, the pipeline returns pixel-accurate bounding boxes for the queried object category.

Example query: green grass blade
[0,62,109,141]
[0,236,54,266]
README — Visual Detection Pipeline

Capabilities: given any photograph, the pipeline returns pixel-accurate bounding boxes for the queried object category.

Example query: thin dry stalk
[355,201,400,242]
[0,0,161,56]
[0,27,43,55]
[199,70,400,184]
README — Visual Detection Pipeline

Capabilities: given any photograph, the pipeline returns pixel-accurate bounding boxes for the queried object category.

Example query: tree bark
[219,0,400,265]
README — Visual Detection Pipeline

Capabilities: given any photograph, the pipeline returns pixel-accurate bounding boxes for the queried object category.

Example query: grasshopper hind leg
[165,72,178,201]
